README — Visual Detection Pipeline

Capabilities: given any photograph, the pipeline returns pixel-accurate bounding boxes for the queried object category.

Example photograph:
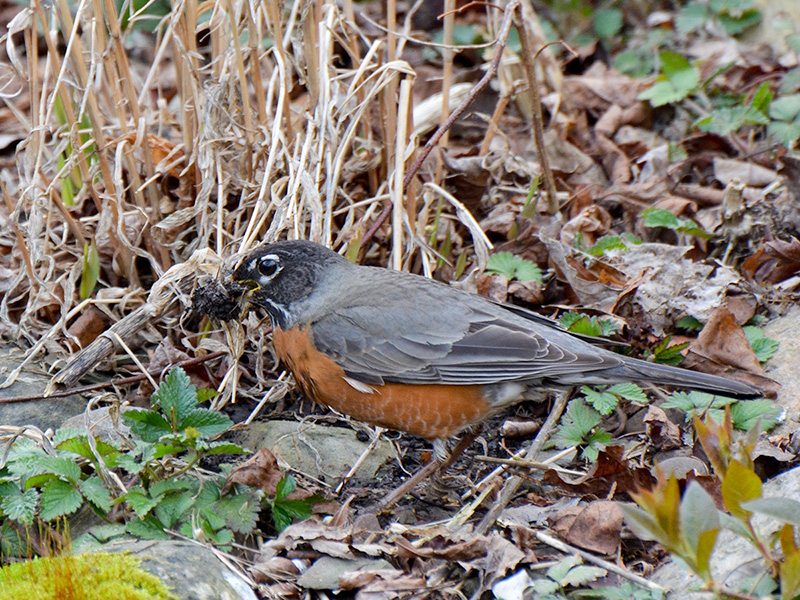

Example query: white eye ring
[257,254,281,279]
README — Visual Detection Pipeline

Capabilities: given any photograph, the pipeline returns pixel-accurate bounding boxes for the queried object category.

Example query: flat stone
[0,348,86,431]
[97,539,257,600]
[237,420,395,485]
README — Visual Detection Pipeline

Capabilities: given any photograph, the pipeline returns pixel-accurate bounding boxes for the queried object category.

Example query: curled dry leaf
[550,500,624,555]
[543,446,656,496]
[742,237,800,284]
[223,447,312,499]
[644,406,683,451]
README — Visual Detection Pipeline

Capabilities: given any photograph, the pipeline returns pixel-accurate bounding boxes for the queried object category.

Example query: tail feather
[607,356,761,399]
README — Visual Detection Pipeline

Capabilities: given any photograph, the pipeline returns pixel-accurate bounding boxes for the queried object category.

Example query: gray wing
[309,274,623,386]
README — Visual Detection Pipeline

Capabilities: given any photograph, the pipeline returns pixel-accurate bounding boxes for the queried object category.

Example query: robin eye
[258,257,279,278]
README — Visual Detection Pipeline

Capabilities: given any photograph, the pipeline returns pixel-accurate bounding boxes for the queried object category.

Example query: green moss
[0,552,177,600]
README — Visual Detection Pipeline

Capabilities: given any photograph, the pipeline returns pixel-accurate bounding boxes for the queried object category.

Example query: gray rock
[0,350,86,430]
[237,420,395,485]
[97,539,258,600]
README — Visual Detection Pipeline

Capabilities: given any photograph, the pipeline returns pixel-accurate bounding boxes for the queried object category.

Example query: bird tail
[605,355,761,399]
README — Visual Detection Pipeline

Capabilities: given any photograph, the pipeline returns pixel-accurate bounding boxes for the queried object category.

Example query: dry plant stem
[475,389,570,535]
[31,0,103,213]
[434,0,456,184]
[535,531,667,593]
[392,80,412,270]
[514,8,558,215]
[54,0,134,275]
[0,352,227,405]
[361,0,520,249]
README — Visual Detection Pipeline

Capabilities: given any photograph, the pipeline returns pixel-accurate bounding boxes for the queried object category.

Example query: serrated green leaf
[743,326,778,363]
[215,493,261,534]
[79,477,113,513]
[122,409,173,442]
[607,383,648,403]
[204,442,248,455]
[39,479,83,521]
[561,565,607,586]
[768,120,800,147]
[729,400,781,431]
[553,400,602,449]
[125,515,169,540]
[582,388,619,416]
[676,315,703,331]
[153,490,197,529]
[514,260,543,283]
[485,252,518,279]
[274,498,313,522]
[179,409,233,438]
[638,52,700,107]
[36,456,83,485]
[152,368,199,429]
[125,488,160,518]
[1,487,38,524]
[546,555,583,582]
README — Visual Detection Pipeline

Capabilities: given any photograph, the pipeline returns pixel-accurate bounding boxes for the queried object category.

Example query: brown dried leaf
[644,406,683,451]
[553,500,624,555]
[543,446,656,496]
[742,237,800,284]
[688,307,762,374]
[223,448,312,499]
[67,306,109,350]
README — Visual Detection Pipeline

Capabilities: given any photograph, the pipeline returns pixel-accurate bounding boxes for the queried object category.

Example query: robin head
[229,240,352,329]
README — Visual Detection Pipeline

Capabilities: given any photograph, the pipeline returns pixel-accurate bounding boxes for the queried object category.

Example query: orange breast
[272,326,493,440]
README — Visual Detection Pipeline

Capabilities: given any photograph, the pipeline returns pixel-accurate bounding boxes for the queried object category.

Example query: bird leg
[375,429,478,512]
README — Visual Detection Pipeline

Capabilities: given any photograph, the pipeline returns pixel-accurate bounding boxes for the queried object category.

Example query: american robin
[225,240,760,452]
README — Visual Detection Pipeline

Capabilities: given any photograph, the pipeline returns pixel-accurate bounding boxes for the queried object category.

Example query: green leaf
[271,504,293,532]
[662,391,734,421]
[215,493,261,534]
[274,498,314,521]
[680,482,719,559]
[768,120,800,147]
[769,95,800,122]
[275,475,296,502]
[607,383,648,403]
[122,410,173,442]
[125,487,161,518]
[125,515,169,540]
[593,8,623,39]
[79,476,113,513]
[676,3,708,34]
[743,326,778,363]
[638,52,700,107]
[153,490,197,529]
[39,479,83,521]
[740,497,800,525]
[641,208,681,229]
[780,550,800,600]
[547,555,583,582]
[204,442,248,455]
[564,315,603,337]
[717,10,761,35]
[582,387,619,416]
[553,399,602,449]
[729,400,781,431]
[676,315,703,331]
[751,82,773,115]
[721,460,762,519]
[152,368,199,430]
[179,410,233,439]
[0,486,38,524]
[561,565,607,586]
[486,252,543,283]
[80,241,100,300]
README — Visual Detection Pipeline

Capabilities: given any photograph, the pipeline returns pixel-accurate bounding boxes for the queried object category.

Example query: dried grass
[0,0,541,397]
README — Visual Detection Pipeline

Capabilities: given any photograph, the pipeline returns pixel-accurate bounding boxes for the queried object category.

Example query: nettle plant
[0,368,314,559]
